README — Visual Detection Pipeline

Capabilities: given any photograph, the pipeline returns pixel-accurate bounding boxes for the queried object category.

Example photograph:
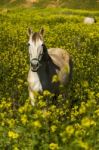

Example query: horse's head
[27,28,45,72]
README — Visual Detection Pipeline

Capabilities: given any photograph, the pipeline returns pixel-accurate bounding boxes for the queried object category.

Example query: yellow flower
[8,131,19,139]
[17,79,23,83]
[12,144,20,150]
[75,130,81,137]
[50,125,57,132]
[79,105,86,114]
[81,117,96,128]
[74,123,81,129]
[18,106,25,113]
[21,114,28,125]
[18,102,32,113]
[42,110,51,118]
[71,114,76,121]
[82,81,89,88]
[13,147,19,150]
[96,93,99,98]
[0,104,3,109]
[7,119,15,128]
[38,95,44,100]
[77,140,89,150]
[88,91,95,99]
[2,101,6,105]
[49,143,59,150]
[86,99,96,108]
[43,90,51,96]
[95,109,99,116]
[52,75,59,83]
[1,112,6,118]
[78,101,87,114]
[17,84,22,90]
[65,125,74,136]
[1,122,5,126]
[38,100,46,107]
[33,120,42,128]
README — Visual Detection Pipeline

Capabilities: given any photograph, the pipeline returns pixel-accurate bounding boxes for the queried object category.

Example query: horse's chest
[28,71,48,92]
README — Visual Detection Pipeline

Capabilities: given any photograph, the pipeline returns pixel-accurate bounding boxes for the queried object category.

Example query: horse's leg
[29,89,35,106]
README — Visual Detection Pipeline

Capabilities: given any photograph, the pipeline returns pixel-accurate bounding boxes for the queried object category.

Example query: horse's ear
[27,28,33,36]
[40,28,44,36]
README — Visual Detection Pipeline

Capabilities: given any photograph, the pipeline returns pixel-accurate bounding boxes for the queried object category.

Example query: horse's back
[48,48,72,85]
[48,48,70,67]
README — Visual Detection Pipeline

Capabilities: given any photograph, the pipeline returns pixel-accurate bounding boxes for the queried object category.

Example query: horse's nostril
[31,60,39,68]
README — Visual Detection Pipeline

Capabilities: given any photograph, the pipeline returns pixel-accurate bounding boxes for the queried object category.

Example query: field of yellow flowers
[0,8,99,150]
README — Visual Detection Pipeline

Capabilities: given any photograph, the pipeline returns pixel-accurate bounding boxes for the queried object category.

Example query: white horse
[27,28,72,106]
[84,17,96,24]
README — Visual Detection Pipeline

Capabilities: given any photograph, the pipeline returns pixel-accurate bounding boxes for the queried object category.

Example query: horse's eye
[27,43,30,47]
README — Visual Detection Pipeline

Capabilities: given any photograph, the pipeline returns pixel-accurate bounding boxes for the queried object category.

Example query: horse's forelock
[32,32,42,43]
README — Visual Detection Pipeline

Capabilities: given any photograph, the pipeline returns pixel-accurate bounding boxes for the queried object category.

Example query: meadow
[0,8,99,150]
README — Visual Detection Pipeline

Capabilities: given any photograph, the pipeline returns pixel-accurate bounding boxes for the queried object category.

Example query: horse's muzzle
[31,58,40,72]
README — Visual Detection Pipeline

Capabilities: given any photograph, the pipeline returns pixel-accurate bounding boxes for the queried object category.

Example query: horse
[84,17,96,24]
[27,28,72,106]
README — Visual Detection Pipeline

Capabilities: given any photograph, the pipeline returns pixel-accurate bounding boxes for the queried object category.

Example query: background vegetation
[0,1,99,150]
[0,0,99,10]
